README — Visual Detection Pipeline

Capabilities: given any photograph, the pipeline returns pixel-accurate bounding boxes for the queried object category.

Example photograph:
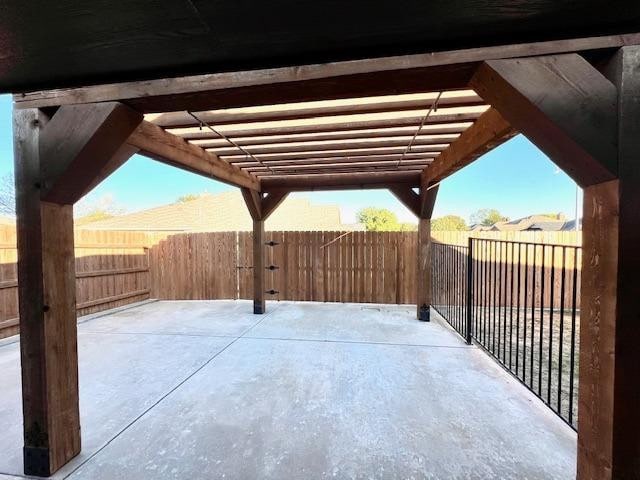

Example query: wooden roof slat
[255,166,425,177]
[206,138,451,156]
[148,91,483,128]
[174,124,471,142]
[188,129,462,148]
[245,159,431,172]
[231,153,434,168]
[164,108,485,138]
[220,145,444,163]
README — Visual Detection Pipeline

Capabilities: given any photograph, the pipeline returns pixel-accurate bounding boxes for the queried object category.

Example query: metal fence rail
[432,238,581,429]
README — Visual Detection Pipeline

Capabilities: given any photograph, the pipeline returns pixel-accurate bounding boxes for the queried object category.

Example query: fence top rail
[469,237,582,249]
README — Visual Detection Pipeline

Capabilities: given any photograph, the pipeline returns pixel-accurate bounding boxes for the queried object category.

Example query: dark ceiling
[1,1,639,93]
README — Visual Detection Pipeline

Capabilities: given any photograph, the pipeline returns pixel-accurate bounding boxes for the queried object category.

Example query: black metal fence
[432,238,581,429]
[431,242,470,341]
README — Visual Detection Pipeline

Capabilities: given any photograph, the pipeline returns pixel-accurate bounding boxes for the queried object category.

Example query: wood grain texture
[577,45,640,480]
[253,220,266,313]
[40,102,143,204]
[13,108,80,476]
[421,107,515,184]
[471,55,617,187]
[12,31,640,111]
[261,171,419,191]
[128,121,260,190]
[578,180,619,480]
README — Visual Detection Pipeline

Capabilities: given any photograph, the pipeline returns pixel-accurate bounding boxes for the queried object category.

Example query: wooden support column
[13,104,142,477]
[416,183,439,320]
[252,219,266,314]
[242,188,289,314]
[389,182,438,319]
[577,46,640,480]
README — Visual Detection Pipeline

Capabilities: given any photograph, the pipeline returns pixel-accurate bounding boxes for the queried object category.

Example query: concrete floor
[0,300,576,479]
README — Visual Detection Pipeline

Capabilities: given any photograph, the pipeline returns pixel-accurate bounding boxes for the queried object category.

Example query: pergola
[3,4,640,478]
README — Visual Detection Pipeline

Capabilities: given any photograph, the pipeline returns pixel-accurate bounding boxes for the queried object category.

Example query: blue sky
[0,94,581,224]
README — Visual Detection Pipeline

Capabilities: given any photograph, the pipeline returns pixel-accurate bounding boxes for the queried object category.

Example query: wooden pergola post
[13,104,141,477]
[416,183,439,320]
[242,188,289,314]
[389,182,438,319]
[471,46,640,479]
[576,46,640,480]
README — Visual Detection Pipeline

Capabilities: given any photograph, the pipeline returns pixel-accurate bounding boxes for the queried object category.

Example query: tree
[0,174,15,215]
[357,207,401,231]
[431,215,467,231]
[176,193,201,203]
[470,209,509,227]
[74,193,126,225]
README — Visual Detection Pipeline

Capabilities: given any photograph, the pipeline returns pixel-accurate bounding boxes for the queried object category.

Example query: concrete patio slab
[248,301,464,347]
[80,300,263,337]
[0,300,576,479]
[0,325,236,477]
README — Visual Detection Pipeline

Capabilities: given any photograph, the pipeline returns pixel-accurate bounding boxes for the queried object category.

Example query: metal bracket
[265,289,279,295]
[24,447,50,477]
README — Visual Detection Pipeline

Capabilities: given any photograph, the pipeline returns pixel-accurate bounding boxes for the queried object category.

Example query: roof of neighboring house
[490,214,567,232]
[80,191,363,232]
[560,219,582,231]
[468,224,492,232]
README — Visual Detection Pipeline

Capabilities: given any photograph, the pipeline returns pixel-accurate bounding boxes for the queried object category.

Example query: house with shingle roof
[490,214,570,232]
[80,191,363,232]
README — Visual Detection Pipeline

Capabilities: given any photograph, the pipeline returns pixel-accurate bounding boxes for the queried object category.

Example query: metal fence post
[465,237,473,344]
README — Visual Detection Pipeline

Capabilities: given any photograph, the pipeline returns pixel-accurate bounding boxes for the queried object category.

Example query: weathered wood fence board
[0,226,150,339]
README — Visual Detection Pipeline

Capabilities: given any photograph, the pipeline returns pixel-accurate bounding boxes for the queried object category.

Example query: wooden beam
[15,34,640,112]
[250,161,429,174]
[577,46,640,480]
[178,124,468,142]
[389,186,420,217]
[39,102,143,204]
[221,145,443,163]
[14,109,80,476]
[150,91,484,128]
[205,137,452,156]
[241,188,262,221]
[415,178,440,320]
[470,54,618,187]
[252,219,266,314]
[127,121,260,190]
[419,182,440,220]
[262,190,289,219]
[261,171,419,191]
[421,107,516,184]
[235,153,433,170]
[182,109,482,140]
[80,143,139,198]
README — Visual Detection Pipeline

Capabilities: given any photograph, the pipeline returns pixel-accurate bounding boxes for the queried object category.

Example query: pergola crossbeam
[421,107,516,184]
[127,121,260,191]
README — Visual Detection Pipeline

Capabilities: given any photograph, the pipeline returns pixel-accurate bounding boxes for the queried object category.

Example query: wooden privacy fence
[0,227,582,339]
[150,231,418,304]
[0,226,151,339]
